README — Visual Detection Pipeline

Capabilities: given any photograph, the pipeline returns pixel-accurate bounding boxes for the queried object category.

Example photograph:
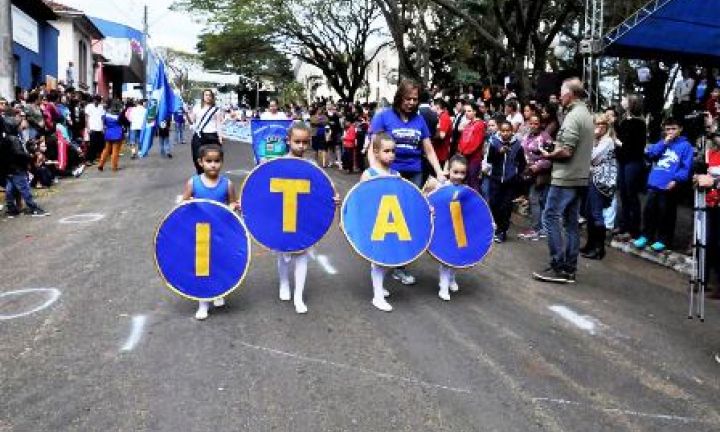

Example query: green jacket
[551,100,594,187]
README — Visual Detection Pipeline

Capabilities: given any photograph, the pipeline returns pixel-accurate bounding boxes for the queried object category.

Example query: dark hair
[663,117,682,128]
[392,79,420,113]
[504,100,518,111]
[419,89,432,104]
[625,94,643,117]
[198,144,224,159]
[543,102,559,120]
[287,120,311,138]
[497,119,513,129]
[464,101,480,116]
[372,131,395,152]
[448,154,468,168]
[433,98,449,111]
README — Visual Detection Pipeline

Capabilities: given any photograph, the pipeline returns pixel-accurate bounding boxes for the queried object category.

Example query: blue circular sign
[241,158,336,252]
[428,185,494,268]
[341,176,432,267]
[155,199,251,301]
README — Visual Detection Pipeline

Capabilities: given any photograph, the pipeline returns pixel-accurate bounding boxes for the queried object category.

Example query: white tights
[371,263,392,311]
[277,252,309,313]
[438,265,457,300]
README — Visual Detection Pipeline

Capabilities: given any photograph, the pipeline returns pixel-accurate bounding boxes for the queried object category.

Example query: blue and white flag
[139,60,175,157]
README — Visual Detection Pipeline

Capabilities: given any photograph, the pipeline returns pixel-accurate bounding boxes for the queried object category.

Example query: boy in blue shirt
[634,118,693,252]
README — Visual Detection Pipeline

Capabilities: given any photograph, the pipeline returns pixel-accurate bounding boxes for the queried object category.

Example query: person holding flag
[138,60,175,158]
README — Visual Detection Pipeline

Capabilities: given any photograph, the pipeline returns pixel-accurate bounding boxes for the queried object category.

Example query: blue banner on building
[428,184,494,268]
[241,158,336,253]
[250,119,292,163]
[155,200,251,301]
[341,177,432,267]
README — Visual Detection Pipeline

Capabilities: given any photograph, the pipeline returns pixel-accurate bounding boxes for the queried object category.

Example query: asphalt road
[2,137,719,432]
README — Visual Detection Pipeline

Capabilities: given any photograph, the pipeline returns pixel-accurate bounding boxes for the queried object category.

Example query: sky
[58,0,204,53]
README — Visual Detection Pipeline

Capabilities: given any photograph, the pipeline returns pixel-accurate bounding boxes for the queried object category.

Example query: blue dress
[191,174,229,204]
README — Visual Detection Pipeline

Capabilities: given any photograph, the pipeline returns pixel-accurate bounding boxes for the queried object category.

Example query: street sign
[341,176,432,267]
[241,158,337,252]
[155,199,251,301]
[428,184,494,268]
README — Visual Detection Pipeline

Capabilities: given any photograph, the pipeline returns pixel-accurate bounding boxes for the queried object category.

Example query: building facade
[11,0,59,92]
[46,1,103,90]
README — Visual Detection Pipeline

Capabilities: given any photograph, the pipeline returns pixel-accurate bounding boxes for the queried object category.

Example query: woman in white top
[189,89,224,174]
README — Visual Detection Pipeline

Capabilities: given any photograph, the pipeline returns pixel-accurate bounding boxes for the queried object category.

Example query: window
[78,41,88,85]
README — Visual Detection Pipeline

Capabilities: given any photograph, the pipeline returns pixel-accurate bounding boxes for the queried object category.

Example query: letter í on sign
[371,195,412,241]
[449,192,468,248]
[269,178,311,233]
[195,223,211,277]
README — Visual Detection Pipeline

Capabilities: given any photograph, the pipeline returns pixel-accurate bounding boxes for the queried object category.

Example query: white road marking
[239,341,472,395]
[0,288,61,320]
[58,213,105,224]
[225,169,251,176]
[120,315,147,352]
[532,398,704,424]
[548,305,599,335]
[315,255,338,275]
[175,195,183,204]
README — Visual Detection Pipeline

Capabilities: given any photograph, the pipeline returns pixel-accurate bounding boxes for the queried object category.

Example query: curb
[609,239,693,276]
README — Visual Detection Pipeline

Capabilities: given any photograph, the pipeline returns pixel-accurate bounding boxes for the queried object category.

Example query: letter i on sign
[449,192,468,248]
[270,178,311,233]
[195,223,211,276]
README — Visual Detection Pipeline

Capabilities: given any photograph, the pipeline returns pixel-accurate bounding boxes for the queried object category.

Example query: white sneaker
[279,284,291,301]
[383,289,390,298]
[294,301,308,314]
[438,289,451,301]
[195,301,209,320]
[213,297,225,307]
[392,269,416,285]
[372,297,393,312]
[449,281,459,292]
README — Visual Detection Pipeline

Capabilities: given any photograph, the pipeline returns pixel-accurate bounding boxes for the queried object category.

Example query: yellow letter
[371,195,412,241]
[450,200,468,248]
[270,178,311,232]
[195,223,211,277]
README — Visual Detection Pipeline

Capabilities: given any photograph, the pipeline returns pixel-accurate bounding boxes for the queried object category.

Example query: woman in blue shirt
[98,99,125,172]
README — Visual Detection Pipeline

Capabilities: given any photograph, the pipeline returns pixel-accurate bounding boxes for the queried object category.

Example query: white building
[293,43,399,104]
[46,1,103,90]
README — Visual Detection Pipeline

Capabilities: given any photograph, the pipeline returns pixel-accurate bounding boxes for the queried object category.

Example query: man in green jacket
[533,78,594,283]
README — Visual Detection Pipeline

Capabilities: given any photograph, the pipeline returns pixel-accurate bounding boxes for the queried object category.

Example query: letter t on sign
[270,178,311,232]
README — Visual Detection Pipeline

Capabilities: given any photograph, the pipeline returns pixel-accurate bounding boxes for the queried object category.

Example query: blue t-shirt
[191,174,230,204]
[369,109,430,173]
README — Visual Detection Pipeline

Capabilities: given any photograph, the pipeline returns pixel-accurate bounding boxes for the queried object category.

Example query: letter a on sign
[270,178,311,232]
[371,195,412,241]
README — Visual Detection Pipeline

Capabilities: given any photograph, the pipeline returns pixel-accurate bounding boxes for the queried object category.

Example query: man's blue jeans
[542,185,586,273]
[5,173,40,212]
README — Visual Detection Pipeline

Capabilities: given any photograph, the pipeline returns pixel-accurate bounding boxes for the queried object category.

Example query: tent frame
[601,0,673,52]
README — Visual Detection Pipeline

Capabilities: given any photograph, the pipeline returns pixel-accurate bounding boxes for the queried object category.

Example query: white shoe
[449,281,459,292]
[195,302,209,320]
[383,289,390,298]
[372,297,393,312]
[392,269,416,285]
[279,284,291,301]
[213,297,225,307]
[438,289,451,301]
[294,301,308,314]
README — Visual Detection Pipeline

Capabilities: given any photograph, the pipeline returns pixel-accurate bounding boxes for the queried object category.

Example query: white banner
[102,37,132,66]
[11,6,39,53]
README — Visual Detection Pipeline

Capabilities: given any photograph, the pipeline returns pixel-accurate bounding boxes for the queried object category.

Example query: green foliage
[278,81,306,107]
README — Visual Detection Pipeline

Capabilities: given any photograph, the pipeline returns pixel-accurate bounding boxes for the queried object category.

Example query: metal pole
[143,4,148,97]
[0,0,14,99]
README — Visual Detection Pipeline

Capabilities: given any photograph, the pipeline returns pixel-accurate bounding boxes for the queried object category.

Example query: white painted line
[225,169,251,176]
[175,195,183,204]
[239,341,472,394]
[532,398,703,424]
[0,288,61,320]
[120,315,147,352]
[548,305,598,335]
[316,255,338,275]
[58,213,105,224]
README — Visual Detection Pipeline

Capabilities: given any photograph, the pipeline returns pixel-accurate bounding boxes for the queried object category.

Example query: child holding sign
[275,122,315,314]
[182,144,239,320]
[360,132,400,312]
[425,154,469,301]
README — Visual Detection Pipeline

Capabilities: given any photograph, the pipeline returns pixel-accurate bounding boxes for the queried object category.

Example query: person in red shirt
[432,99,452,168]
[457,102,486,191]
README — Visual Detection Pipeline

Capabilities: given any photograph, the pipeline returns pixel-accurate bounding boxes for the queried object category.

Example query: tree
[174,0,388,101]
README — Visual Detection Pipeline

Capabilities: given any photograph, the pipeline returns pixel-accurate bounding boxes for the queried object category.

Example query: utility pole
[142,3,148,97]
[0,0,14,99]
